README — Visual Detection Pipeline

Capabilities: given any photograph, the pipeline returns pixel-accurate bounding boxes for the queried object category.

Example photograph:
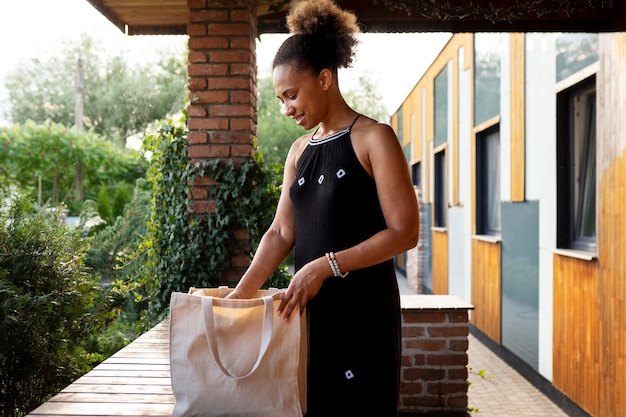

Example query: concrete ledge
[400,295,474,416]
[401,294,474,311]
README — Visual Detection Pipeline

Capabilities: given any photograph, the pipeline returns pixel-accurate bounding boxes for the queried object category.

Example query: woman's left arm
[337,122,420,269]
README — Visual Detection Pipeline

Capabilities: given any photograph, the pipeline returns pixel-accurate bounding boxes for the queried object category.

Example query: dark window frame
[556,75,597,253]
[476,125,501,236]
[433,150,446,228]
[412,162,421,187]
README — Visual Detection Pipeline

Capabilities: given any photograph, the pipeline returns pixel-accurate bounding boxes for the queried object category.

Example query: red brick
[188,63,228,77]
[400,355,413,367]
[230,118,256,132]
[209,77,250,90]
[230,36,255,49]
[408,353,426,366]
[210,50,251,63]
[187,23,207,36]
[209,104,252,117]
[447,367,469,380]
[448,311,468,323]
[208,23,252,36]
[400,381,423,395]
[190,187,208,199]
[187,105,207,118]
[448,396,469,408]
[187,118,229,131]
[231,145,254,157]
[407,339,446,351]
[230,91,252,104]
[427,353,468,366]
[402,368,422,381]
[427,382,468,396]
[419,368,446,381]
[448,339,469,352]
[188,51,207,63]
[189,200,216,214]
[188,131,208,144]
[231,254,251,267]
[188,77,207,91]
[403,311,446,324]
[416,396,447,407]
[188,36,229,50]
[230,9,253,22]
[234,228,249,240]
[402,325,425,338]
[188,144,230,158]
[207,131,251,144]
[192,91,229,104]
[428,325,468,338]
[192,176,221,186]
[401,396,424,407]
[231,63,255,76]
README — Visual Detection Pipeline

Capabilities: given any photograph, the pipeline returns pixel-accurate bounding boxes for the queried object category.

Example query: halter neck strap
[311,113,361,140]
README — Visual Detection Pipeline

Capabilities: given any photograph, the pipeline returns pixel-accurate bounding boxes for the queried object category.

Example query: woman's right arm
[227,137,303,299]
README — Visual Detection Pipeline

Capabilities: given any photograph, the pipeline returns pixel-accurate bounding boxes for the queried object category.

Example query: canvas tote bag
[169,287,307,417]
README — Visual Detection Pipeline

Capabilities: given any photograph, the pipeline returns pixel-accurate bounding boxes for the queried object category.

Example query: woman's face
[273,63,328,131]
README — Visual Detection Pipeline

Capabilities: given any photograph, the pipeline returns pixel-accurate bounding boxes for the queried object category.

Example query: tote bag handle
[202,295,274,379]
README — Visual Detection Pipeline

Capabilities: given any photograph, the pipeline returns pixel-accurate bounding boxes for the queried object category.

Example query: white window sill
[553,248,597,261]
[432,227,447,233]
[472,234,502,243]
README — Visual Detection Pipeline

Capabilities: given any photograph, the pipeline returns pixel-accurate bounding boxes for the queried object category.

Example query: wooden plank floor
[28,320,174,417]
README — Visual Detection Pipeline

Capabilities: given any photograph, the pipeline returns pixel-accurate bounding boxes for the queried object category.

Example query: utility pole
[75,55,84,201]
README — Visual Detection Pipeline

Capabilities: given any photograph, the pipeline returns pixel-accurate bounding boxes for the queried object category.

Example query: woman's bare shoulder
[286,131,314,168]
[353,116,399,145]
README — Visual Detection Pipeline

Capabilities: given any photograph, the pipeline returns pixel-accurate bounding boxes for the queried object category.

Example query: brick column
[186,0,258,283]
[400,294,474,416]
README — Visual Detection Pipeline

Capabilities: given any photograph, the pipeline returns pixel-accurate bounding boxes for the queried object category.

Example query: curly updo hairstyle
[272,0,360,75]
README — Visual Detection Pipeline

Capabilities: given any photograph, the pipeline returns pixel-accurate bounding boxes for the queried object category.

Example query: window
[474,33,505,126]
[412,162,421,187]
[556,33,598,82]
[434,64,449,148]
[557,76,596,252]
[434,150,446,228]
[476,126,501,235]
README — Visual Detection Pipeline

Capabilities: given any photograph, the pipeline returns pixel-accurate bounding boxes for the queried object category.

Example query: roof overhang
[86,0,626,36]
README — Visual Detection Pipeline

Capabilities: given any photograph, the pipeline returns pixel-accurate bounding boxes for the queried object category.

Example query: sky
[0,0,451,126]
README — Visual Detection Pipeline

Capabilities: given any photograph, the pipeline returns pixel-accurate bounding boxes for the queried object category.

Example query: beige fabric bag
[169,287,307,417]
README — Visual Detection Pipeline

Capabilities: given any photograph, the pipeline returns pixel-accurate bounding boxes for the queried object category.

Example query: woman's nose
[282,103,294,117]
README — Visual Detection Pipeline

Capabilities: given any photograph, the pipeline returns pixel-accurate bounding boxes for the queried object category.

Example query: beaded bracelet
[325,252,349,278]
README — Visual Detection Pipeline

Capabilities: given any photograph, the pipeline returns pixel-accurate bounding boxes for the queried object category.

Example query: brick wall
[400,295,473,416]
[186,0,258,283]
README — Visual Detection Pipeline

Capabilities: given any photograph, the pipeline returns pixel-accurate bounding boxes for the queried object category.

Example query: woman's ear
[318,68,333,91]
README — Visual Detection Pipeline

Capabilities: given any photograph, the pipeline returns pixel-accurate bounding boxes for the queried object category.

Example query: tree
[0,121,145,212]
[3,34,187,145]
[342,73,389,123]
[256,76,308,166]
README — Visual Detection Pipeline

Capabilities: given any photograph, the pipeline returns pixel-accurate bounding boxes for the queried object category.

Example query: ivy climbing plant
[140,113,290,326]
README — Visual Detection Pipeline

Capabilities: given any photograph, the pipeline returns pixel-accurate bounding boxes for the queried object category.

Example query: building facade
[392,32,626,417]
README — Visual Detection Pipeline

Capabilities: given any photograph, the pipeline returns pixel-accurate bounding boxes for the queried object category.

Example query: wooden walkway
[28,320,174,417]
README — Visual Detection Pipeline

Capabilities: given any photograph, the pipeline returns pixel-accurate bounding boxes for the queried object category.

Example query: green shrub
[0,192,103,417]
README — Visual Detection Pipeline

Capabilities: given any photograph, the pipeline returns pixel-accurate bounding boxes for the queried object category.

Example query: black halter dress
[290,115,401,417]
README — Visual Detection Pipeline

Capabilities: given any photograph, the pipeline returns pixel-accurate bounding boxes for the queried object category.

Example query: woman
[228,0,419,415]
